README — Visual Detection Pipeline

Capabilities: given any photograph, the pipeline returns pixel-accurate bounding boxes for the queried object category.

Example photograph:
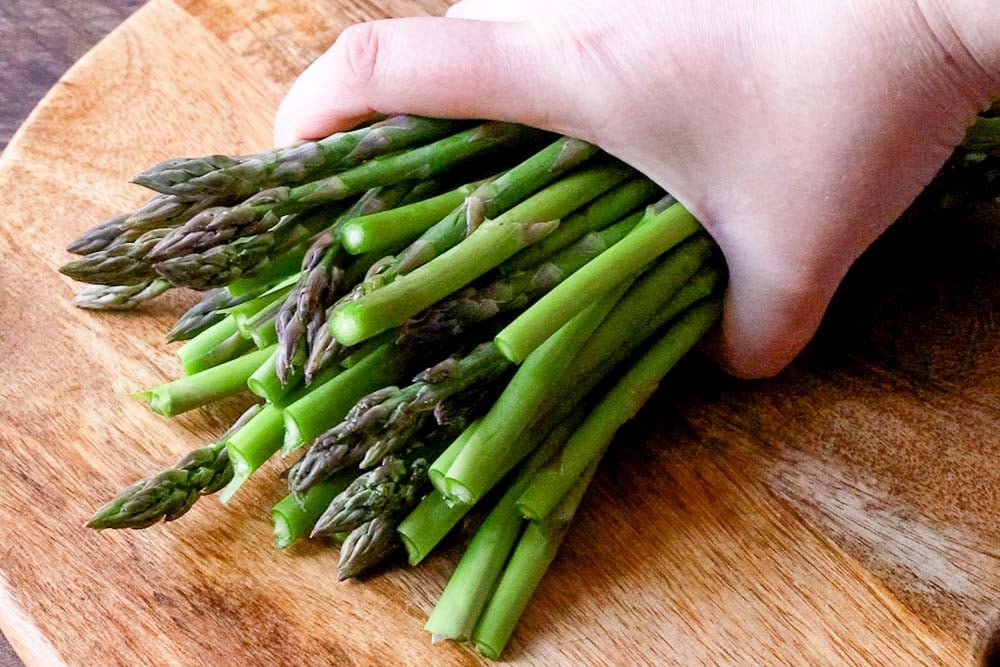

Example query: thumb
[703,224,852,379]
[274,17,586,145]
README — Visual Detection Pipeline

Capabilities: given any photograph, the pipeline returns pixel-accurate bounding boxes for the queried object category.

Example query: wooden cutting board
[0,0,997,664]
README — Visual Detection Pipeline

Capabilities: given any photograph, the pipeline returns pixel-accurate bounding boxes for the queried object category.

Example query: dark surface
[0,3,144,664]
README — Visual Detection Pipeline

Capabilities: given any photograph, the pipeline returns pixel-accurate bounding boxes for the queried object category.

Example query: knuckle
[337,22,382,87]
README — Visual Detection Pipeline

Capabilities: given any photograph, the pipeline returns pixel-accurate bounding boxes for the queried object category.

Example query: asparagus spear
[134,345,273,416]
[167,287,264,342]
[517,300,723,521]
[59,227,168,285]
[73,279,171,310]
[331,162,636,346]
[275,184,412,383]
[398,209,645,353]
[440,280,631,506]
[422,409,585,641]
[133,116,465,199]
[340,177,491,255]
[440,239,717,506]
[272,471,357,548]
[66,194,213,255]
[66,214,132,255]
[336,137,600,307]
[151,208,330,290]
[472,458,601,659]
[281,340,406,454]
[337,515,400,580]
[502,175,663,272]
[312,447,433,535]
[286,341,511,495]
[148,123,540,260]
[87,405,260,529]
[495,198,698,363]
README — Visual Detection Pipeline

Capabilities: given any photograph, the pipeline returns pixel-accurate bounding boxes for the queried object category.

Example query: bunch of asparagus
[63,110,997,659]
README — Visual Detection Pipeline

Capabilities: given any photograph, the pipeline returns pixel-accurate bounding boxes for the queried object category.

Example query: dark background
[1,2,145,663]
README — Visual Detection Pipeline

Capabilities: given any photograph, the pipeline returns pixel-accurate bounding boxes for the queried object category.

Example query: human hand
[274,0,998,377]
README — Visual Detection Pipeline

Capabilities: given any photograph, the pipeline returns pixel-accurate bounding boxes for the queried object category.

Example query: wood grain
[0,0,997,665]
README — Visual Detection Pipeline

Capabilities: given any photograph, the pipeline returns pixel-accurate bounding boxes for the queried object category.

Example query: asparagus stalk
[66,214,132,255]
[332,137,600,305]
[272,471,357,548]
[59,228,168,285]
[151,204,338,290]
[423,411,585,641]
[73,279,171,310]
[176,315,253,375]
[340,177,490,255]
[517,299,722,521]
[282,342,404,454]
[522,241,720,435]
[87,405,260,529]
[441,280,631,506]
[66,194,213,255]
[433,241,717,512]
[398,209,645,352]
[225,246,306,296]
[396,490,467,566]
[331,162,636,346]
[401,408,583,568]
[471,458,601,659]
[286,341,510,493]
[495,198,698,362]
[247,348,302,405]
[275,184,412,384]
[427,419,480,494]
[148,123,539,260]
[133,116,465,198]
[220,402,287,502]
[168,287,264,342]
[502,176,662,272]
[134,346,273,416]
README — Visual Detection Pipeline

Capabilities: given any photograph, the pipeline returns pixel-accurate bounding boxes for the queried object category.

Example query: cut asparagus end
[272,510,294,549]
[442,478,475,506]
[329,305,364,346]
[219,404,285,502]
[282,413,305,454]
[219,450,251,504]
[514,500,543,522]
[399,532,420,565]
[340,222,367,254]
[474,640,502,661]
[427,468,447,495]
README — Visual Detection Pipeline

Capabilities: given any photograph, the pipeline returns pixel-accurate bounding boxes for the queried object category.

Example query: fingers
[445,0,535,21]
[273,17,582,145]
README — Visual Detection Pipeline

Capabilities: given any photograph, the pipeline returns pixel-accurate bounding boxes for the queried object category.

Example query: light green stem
[472,458,601,659]
[442,280,631,505]
[136,346,274,416]
[330,162,635,346]
[272,471,356,548]
[496,202,701,363]
[517,299,722,521]
[281,343,403,452]
[423,411,585,641]
[340,178,488,255]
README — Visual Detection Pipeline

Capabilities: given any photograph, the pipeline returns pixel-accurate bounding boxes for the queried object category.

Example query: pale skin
[274,0,999,378]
